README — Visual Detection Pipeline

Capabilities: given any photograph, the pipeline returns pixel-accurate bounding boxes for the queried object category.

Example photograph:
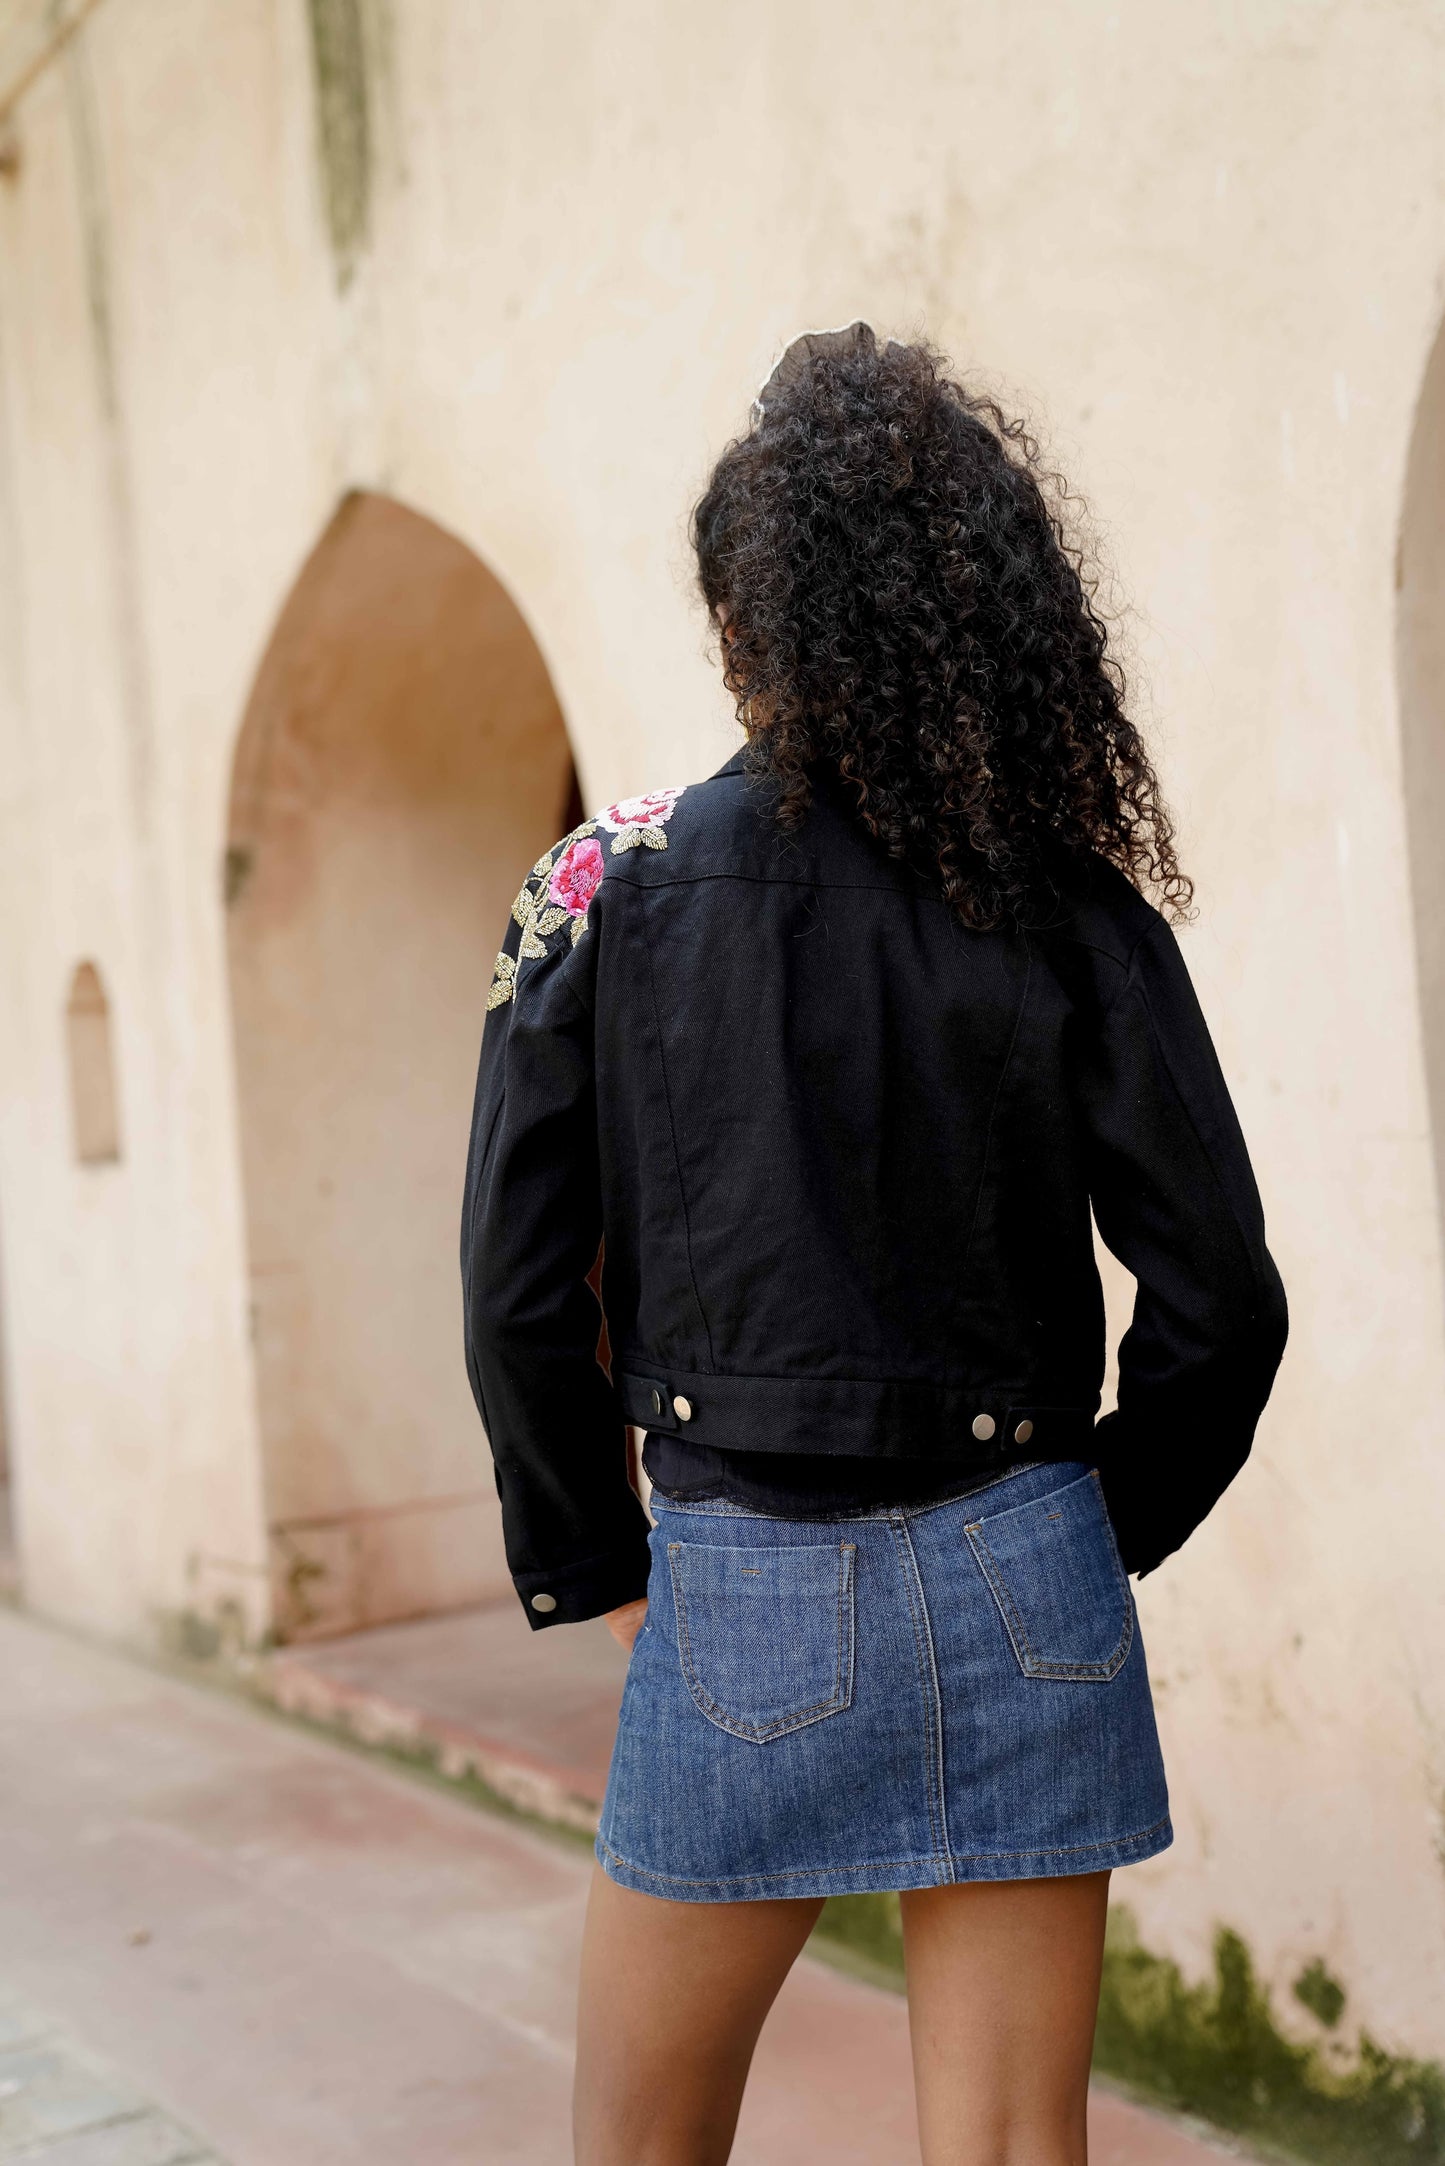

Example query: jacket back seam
[608,866,939,900]
[606,868,1159,970]
[948,938,1035,1390]
[615,1356,1084,1391]
[636,884,717,1373]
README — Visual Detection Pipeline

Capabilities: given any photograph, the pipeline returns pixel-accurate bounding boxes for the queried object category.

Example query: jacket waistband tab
[618,1368,1095,1463]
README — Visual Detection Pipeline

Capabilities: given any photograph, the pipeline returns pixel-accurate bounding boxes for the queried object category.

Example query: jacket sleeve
[1078,917,1288,1575]
[461,891,652,1630]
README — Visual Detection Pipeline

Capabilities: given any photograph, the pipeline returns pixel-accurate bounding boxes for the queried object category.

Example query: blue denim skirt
[596,1461,1171,1902]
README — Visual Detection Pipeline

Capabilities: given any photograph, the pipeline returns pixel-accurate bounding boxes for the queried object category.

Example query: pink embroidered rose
[599,787,685,833]
[548,835,605,917]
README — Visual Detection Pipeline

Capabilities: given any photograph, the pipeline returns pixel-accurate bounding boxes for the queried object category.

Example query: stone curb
[253,1650,605,1837]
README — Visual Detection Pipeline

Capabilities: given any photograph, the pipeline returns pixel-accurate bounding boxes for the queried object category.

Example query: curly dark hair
[692,323,1190,929]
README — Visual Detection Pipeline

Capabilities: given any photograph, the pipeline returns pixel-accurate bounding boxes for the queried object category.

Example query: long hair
[692,323,1190,929]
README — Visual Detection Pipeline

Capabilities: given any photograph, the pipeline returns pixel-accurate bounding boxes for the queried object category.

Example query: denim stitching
[838,1537,857,1710]
[966,1533,1132,1681]
[621,1351,1088,1390]
[596,1811,1172,1891]
[598,1835,951,1886]
[968,1524,1133,1682]
[607,868,969,901]
[885,1513,949,1871]
[596,1644,646,1855]
[943,1814,1170,1861]
[894,1513,955,1881]
[964,1473,1133,1682]
[667,1541,855,1743]
[670,1545,851,1739]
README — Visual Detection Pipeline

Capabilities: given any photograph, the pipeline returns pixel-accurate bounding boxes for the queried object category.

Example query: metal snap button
[1014,1418,1034,1444]
[531,1592,557,1613]
[650,1388,663,1416]
[673,1395,693,1421]
[972,1413,996,1442]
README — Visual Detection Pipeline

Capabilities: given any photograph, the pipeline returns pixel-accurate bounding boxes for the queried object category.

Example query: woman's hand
[603,1598,649,1654]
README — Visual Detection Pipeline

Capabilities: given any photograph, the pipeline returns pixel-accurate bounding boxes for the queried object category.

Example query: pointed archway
[227,493,578,1639]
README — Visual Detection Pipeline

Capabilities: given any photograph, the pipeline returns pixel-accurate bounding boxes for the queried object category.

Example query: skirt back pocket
[667,1538,856,1743]
[964,1469,1133,1681]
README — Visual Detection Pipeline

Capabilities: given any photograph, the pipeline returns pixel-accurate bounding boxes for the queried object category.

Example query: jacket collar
[712,745,749,780]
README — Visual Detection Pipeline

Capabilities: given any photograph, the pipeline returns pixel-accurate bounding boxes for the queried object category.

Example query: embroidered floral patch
[548,834,605,916]
[596,787,686,854]
[486,787,687,1009]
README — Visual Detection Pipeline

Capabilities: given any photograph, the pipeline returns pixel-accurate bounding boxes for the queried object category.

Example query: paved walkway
[0,1607,1237,2163]
[0,2000,220,2163]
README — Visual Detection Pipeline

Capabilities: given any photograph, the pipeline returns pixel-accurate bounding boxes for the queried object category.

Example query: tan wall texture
[0,0,1443,2066]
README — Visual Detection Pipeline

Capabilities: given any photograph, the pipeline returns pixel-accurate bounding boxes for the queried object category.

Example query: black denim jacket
[462,751,1288,1628]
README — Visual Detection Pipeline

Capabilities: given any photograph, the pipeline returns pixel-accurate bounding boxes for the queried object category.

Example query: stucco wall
[0,0,1442,2064]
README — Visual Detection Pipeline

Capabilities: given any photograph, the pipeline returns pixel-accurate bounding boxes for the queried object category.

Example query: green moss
[1295,1958,1348,2031]
[223,844,253,908]
[154,1598,259,1667]
[808,1894,1445,2164]
[810,1892,906,1992]
[170,1611,222,1662]
[1097,1910,1445,2164]
[306,0,370,283]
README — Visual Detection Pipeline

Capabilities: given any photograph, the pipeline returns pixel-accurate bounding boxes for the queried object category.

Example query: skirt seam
[886,1512,950,1873]
[893,1511,957,1882]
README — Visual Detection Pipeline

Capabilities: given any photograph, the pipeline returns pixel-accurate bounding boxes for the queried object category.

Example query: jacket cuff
[513,1535,653,1630]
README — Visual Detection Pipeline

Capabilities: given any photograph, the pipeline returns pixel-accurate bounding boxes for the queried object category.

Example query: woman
[462,324,1286,2166]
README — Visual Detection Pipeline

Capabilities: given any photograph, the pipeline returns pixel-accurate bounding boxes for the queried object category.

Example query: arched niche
[1399,317,1445,1259]
[226,491,579,1640]
[65,961,122,1166]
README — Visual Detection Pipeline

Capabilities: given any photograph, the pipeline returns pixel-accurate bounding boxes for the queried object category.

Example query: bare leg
[574,1864,824,2166]
[901,1871,1110,2166]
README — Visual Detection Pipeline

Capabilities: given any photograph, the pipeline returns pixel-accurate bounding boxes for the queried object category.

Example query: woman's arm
[1079,917,1289,1574]
[461,891,652,1630]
